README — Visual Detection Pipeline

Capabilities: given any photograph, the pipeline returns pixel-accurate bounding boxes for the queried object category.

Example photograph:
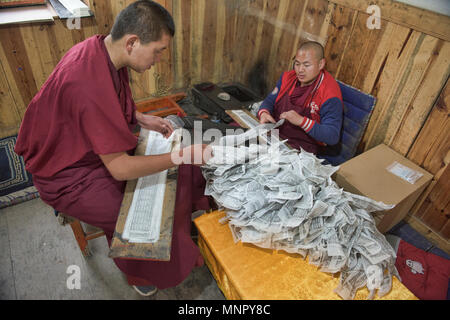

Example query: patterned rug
[0,135,39,209]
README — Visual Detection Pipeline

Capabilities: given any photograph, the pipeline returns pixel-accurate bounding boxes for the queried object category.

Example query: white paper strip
[123,129,176,243]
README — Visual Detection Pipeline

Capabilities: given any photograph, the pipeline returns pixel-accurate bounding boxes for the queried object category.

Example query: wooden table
[108,128,181,261]
[194,210,418,300]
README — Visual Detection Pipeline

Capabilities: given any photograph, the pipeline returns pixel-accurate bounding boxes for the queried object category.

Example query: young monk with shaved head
[258,41,343,155]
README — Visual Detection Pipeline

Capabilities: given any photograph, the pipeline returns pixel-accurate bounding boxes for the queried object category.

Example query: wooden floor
[0,198,225,300]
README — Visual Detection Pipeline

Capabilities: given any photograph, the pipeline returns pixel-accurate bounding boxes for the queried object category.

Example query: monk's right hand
[175,144,213,166]
[259,111,276,124]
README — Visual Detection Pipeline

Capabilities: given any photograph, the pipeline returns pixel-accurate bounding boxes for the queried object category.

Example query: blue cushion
[319,81,375,166]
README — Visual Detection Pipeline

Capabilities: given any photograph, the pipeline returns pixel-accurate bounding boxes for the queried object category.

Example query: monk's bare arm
[99,151,179,181]
[99,144,212,181]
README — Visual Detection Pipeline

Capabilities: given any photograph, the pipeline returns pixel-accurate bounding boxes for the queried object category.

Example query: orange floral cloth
[194,211,418,300]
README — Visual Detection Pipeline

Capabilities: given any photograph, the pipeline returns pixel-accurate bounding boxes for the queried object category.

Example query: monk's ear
[125,35,139,54]
[319,58,326,71]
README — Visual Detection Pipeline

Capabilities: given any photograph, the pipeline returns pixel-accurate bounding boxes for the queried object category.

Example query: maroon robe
[273,82,318,153]
[15,35,209,289]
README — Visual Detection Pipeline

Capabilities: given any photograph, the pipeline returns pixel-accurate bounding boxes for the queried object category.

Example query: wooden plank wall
[0,0,448,244]
[0,18,99,138]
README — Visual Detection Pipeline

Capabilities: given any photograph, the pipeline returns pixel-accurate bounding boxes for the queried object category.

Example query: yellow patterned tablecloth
[194,211,418,300]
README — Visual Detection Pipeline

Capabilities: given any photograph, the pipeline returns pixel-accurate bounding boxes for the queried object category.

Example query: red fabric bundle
[395,239,450,300]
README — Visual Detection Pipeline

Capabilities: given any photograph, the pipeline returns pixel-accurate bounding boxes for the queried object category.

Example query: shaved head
[298,41,324,61]
[293,41,326,86]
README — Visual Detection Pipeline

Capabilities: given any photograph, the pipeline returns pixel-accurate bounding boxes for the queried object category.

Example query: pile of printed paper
[202,123,400,300]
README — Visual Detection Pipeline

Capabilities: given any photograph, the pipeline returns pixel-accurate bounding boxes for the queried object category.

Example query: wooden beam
[323,4,357,77]
[200,0,217,83]
[0,25,38,115]
[266,0,290,85]
[89,0,114,35]
[0,60,21,138]
[190,0,205,84]
[385,36,442,154]
[154,0,174,94]
[222,0,239,83]
[240,0,266,86]
[213,0,226,84]
[289,0,309,63]
[407,79,450,174]
[358,24,417,150]
[328,0,450,42]
[388,41,450,155]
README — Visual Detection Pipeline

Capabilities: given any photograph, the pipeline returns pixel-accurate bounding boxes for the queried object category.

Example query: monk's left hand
[136,112,174,138]
[279,110,304,127]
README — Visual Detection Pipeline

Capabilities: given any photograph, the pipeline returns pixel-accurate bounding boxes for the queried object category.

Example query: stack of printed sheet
[202,123,400,300]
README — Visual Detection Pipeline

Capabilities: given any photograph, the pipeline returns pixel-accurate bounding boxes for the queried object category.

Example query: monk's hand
[179,143,214,166]
[136,112,174,138]
[259,111,276,124]
[280,110,304,127]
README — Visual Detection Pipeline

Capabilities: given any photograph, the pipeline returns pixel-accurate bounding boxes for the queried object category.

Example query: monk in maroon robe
[14,1,211,296]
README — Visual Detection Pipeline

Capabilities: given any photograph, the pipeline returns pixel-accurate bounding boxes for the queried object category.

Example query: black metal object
[181,116,239,134]
[191,82,262,123]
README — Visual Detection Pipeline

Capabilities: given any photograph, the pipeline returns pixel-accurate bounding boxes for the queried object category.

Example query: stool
[54,210,105,257]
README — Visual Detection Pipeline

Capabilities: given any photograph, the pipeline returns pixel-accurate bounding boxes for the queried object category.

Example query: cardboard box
[334,144,433,233]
